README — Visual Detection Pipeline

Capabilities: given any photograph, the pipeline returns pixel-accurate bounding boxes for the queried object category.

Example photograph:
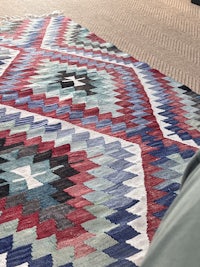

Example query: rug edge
[0,10,63,22]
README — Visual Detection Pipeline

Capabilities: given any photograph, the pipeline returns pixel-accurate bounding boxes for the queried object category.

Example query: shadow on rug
[0,14,199,267]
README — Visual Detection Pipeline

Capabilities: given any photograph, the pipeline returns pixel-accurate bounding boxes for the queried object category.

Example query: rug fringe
[0,10,63,22]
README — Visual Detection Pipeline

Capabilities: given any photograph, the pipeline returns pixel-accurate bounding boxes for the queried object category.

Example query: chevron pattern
[0,15,199,267]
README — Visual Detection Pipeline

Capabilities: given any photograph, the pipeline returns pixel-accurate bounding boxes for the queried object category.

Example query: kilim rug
[0,14,200,267]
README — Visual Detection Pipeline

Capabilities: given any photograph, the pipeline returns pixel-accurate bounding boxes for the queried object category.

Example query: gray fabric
[141,151,200,267]
[181,150,200,186]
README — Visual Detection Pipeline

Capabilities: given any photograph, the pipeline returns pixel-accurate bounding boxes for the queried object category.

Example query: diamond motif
[0,15,199,267]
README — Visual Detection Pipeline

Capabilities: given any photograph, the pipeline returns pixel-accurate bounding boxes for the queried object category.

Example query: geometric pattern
[0,15,200,266]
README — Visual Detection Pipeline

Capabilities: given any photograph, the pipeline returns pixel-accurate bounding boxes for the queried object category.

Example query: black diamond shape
[57,71,96,96]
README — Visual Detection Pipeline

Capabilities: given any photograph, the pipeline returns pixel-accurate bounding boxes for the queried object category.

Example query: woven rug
[0,14,199,267]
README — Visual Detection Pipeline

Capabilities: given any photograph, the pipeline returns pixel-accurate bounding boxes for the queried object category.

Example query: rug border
[0,10,63,22]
